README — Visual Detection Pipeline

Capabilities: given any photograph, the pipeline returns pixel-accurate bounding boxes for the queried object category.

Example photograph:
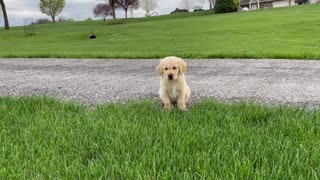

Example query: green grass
[0,4,320,59]
[1,96,320,178]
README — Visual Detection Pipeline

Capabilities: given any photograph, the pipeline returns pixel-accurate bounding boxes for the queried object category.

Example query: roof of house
[240,0,275,5]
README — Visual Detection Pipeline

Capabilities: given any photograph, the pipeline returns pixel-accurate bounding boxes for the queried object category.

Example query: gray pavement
[1,58,320,107]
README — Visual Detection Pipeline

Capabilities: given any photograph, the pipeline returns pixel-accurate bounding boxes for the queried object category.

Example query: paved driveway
[1,58,320,107]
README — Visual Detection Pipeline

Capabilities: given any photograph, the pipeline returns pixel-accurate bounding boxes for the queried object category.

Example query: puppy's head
[156,56,187,81]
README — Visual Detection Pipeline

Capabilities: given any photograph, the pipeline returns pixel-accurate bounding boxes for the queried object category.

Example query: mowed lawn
[1,97,320,178]
[0,4,320,59]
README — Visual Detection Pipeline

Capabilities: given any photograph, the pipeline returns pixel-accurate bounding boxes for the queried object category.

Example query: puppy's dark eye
[173,67,177,70]
[165,67,168,70]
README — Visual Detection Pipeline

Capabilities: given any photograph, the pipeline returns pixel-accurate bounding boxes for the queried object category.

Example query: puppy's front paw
[181,108,188,112]
[164,106,172,110]
[163,103,172,110]
[177,102,187,111]
[178,105,188,111]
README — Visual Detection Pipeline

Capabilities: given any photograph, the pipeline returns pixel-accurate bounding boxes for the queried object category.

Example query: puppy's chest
[165,83,182,99]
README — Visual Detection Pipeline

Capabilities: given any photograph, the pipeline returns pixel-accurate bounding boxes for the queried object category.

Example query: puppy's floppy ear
[156,64,163,76]
[178,60,187,75]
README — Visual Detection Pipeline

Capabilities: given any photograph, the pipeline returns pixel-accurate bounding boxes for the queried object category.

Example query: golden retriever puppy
[157,56,190,110]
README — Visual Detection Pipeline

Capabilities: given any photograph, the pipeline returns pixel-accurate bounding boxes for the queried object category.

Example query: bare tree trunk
[111,8,116,19]
[212,0,216,9]
[125,8,128,19]
[289,0,291,6]
[0,0,9,30]
[51,15,56,23]
[111,0,116,19]
[209,2,212,9]
[130,7,133,18]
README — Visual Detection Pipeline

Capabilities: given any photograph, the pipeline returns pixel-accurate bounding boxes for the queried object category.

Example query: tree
[94,3,112,21]
[40,0,65,23]
[0,5,2,26]
[181,0,207,10]
[215,0,237,13]
[117,0,139,19]
[0,0,9,29]
[208,0,216,9]
[139,0,157,16]
[106,0,117,19]
[97,0,117,19]
[180,0,194,10]
[129,5,137,18]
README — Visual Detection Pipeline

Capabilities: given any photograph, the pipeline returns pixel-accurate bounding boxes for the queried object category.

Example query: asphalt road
[1,58,320,107]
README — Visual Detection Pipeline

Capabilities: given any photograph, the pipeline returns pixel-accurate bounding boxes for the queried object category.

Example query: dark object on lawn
[171,8,189,14]
[88,34,97,39]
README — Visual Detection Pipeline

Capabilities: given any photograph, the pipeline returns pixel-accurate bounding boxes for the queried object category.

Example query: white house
[309,0,320,3]
[240,0,319,10]
[240,0,296,10]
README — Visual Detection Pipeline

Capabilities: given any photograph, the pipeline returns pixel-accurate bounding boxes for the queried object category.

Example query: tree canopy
[117,0,139,19]
[40,0,65,23]
[94,3,113,21]
[139,0,157,16]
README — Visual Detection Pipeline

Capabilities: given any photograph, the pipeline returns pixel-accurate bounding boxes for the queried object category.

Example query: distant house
[296,0,320,4]
[240,0,319,10]
[240,0,295,10]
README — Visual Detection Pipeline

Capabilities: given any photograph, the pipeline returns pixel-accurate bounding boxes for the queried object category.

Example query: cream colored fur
[156,56,190,110]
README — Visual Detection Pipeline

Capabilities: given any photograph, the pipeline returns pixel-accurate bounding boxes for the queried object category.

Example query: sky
[1,0,210,27]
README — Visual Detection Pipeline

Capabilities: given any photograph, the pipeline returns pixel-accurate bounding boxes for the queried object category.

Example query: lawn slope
[1,97,320,178]
[0,4,320,59]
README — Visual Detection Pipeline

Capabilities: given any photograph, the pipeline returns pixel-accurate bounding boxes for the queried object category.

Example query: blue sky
[2,0,209,26]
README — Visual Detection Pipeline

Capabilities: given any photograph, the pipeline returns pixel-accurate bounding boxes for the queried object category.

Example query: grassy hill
[0,4,320,59]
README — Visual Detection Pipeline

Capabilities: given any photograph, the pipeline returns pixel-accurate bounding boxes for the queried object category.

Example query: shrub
[66,18,74,22]
[170,8,189,14]
[57,16,75,23]
[34,18,51,24]
[215,0,237,14]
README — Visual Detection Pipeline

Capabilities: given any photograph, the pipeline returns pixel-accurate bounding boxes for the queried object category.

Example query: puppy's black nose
[168,74,173,80]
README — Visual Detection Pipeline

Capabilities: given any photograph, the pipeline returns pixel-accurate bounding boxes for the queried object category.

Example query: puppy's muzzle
[168,74,173,80]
